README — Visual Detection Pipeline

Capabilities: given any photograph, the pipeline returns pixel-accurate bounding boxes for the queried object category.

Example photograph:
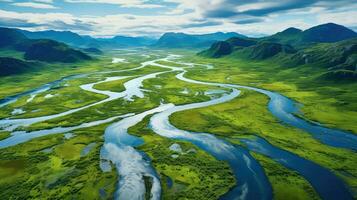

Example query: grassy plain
[129,117,235,200]
[0,123,117,199]
[181,55,357,133]
[170,89,357,198]
[1,48,356,199]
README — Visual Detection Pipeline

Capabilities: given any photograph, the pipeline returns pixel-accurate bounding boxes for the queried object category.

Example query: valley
[0,46,356,199]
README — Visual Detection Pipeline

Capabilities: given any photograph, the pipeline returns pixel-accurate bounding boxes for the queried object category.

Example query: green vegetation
[182,54,357,133]
[24,39,91,63]
[0,131,10,140]
[170,90,357,197]
[0,57,35,76]
[0,124,117,199]
[199,23,357,82]
[93,77,133,92]
[153,32,243,48]
[0,41,356,200]
[0,76,107,119]
[262,23,357,46]
[129,117,236,200]
[251,153,319,200]
[0,27,92,78]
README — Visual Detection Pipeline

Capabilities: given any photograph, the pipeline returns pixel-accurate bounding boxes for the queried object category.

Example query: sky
[0,0,356,38]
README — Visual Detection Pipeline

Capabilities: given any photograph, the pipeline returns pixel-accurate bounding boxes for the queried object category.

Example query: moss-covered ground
[0,49,356,199]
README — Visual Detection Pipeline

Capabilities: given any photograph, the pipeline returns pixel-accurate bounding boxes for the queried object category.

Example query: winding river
[149,89,273,200]
[176,72,357,151]
[0,53,356,199]
[147,63,354,199]
[240,136,353,200]
[101,104,174,200]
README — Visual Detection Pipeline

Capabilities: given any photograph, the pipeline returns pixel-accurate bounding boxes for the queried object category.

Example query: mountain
[0,57,34,76]
[20,29,157,48]
[242,42,296,59]
[288,38,357,68]
[198,37,257,58]
[300,23,357,43]
[82,47,102,54]
[282,38,357,80]
[199,23,357,81]
[154,32,246,48]
[0,27,91,63]
[24,39,91,63]
[20,30,99,48]
[0,27,27,47]
[110,36,156,46]
[262,23,357,47]
[201,23,357,59]
[262,27,302,45]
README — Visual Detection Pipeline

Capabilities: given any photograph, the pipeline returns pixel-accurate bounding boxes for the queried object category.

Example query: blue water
[228,85,357,151]
[0,74,86,108]
[101,104,173,200]
[265,92,357,151]
[240,136,353,200]
[177,72,357,151]
[150,90,273,200]
[174,71,356,199]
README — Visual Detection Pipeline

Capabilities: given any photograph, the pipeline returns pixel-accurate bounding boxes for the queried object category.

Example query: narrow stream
[0,71,169,132]
[0,74,87,108]
[0,113,133,149]
[0,55,176,130]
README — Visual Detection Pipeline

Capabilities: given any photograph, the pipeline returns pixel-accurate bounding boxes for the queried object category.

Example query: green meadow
[0,49,356,199]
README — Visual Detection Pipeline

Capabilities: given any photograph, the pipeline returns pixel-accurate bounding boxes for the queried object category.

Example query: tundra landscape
[0,1,357,200]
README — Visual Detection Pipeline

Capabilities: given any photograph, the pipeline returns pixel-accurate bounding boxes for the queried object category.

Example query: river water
[0,53,355,200]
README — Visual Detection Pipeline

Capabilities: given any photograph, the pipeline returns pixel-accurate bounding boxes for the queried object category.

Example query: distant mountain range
[20,29,245,49]
[0,27,93,76]
[199,23,357,80]
[1,23,356,79]
[20,30,98,48]
[261,23,357,47]
[20,29,156,48]
[0,27,91,63]
[153,32,246,48]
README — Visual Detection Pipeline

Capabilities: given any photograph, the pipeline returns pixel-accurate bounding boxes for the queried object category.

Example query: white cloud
[12,2,58,9]
[64,0,163,8]
[316,10,357,28]
[34,0,53,3]
[1,0,357,37]
[0,9,76,27]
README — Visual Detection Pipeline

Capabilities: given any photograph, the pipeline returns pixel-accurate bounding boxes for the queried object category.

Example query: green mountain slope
[198,37,257,58]
[82,47,103,54]
[0,27,91,63]
[261,27,302,45]
[24,40,91,63]
[262,23,357,47]
[0,27,27,47]
[241,42,296,59]
[286,38,357,80]
[0,57,35,76]
[199,23,357,81]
